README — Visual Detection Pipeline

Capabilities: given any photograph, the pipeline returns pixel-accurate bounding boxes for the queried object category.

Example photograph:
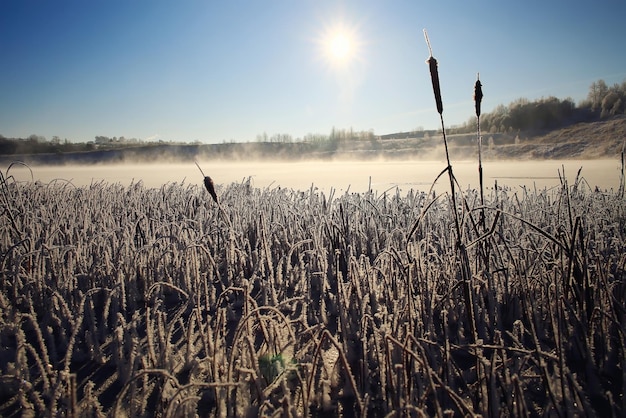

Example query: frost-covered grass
[1,163,625,417]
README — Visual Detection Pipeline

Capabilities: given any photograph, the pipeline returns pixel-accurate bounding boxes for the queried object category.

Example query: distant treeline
[1,78,625,156]
[0,141,363,165]
[449,78,626,134]
[0,135,95,155]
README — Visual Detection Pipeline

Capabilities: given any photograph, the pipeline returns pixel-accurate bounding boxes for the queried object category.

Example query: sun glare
[316,22,362,70]
[328,32,353,62]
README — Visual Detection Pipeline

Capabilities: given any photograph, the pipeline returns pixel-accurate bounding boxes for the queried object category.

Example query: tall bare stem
[423,30,460,244]
[424,30,477,343]
[474,74,485,229]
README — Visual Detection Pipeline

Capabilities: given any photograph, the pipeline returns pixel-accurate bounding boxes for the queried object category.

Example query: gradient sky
[1,1,625,144]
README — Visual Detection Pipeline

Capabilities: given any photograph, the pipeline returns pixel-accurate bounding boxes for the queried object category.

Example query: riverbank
[1,115,624,165]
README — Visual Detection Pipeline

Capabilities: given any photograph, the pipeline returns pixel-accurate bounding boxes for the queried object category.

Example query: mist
[5,159,620,195]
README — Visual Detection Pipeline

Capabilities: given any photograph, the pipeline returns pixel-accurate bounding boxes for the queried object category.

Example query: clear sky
[1,0,625,144]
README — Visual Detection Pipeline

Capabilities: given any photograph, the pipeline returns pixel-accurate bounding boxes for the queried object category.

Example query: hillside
[397,115,626,161]
[1,116,625,165]
[482,115,626,159]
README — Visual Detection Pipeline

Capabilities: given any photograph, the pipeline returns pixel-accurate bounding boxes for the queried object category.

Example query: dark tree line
[478,96,580,133]
[454,78,626,134]
[0,135,150,155]
[0,134,98,155]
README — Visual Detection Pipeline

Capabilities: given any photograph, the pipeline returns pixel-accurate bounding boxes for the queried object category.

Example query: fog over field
[6,159,620,194]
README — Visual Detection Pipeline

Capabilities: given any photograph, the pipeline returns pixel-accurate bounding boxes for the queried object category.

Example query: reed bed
[0,161,624,417]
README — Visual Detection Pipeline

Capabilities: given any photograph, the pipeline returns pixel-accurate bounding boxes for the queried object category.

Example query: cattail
[424,29,443,115]
[195,161,218,203]
[204,176,218,204]
[474,74,483,117]
[475,73,486,231]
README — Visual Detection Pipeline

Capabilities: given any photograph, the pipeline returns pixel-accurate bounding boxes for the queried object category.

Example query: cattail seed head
[195,161,218,203]
[427,56,444,115]
[474,74,483,118]
[204,176,218,203]
[424,30,443,115]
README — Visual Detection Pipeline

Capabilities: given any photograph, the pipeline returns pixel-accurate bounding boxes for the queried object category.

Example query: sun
[327,31,354,62]
[316,22,362,70]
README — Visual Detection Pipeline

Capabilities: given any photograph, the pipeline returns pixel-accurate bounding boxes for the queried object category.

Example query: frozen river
[5,159,621,194]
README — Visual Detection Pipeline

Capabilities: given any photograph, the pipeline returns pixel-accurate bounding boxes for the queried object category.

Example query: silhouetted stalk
[194,160,218,204]
[423,30,460,243]
[474,73,496,327]
[475,74,485,230]
[424,29,476,343]
[424,29,461,245]
[195,160,233,231]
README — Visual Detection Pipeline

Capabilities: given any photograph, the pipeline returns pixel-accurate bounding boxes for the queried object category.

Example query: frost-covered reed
[0,163,624,416]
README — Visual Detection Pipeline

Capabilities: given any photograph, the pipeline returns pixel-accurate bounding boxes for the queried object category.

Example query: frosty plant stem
[423,29,460,244]
[424,29,477,343]
[474,74,485,229]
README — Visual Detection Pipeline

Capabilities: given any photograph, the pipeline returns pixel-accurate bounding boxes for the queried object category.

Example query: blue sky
[1,0,625,144]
